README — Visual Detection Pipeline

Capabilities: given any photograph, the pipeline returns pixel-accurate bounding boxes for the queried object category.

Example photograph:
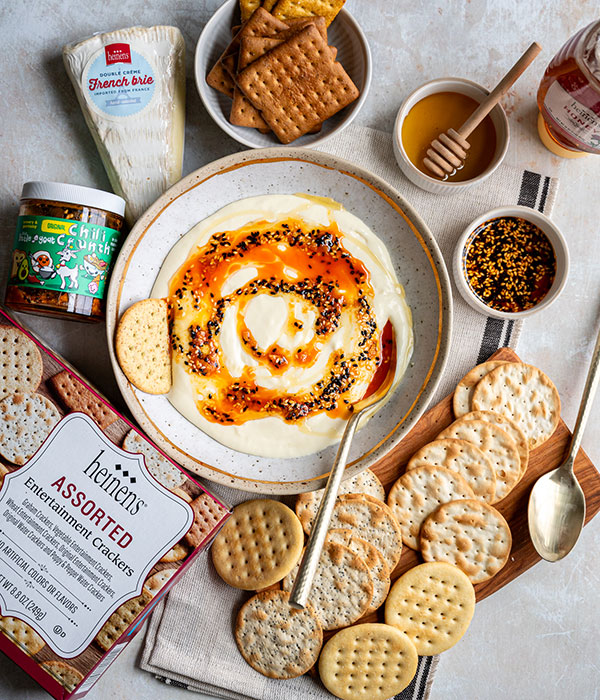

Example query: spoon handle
[289,409,362,609]
[566,323,600,468]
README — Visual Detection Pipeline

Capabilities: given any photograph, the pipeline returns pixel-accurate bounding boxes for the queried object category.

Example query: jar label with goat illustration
[10,215,121,299]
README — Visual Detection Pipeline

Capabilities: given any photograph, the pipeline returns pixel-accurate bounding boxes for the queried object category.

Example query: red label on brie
[104,43,131,65]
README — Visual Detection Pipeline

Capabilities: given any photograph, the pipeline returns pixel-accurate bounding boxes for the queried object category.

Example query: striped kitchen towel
[140,124,558,700]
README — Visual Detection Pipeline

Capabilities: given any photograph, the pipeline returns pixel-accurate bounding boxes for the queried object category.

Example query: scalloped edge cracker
[453,360,510,418]
[471,362,560,449]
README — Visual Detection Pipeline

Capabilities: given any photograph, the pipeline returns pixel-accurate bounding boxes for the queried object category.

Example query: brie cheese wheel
[63,26,186,224]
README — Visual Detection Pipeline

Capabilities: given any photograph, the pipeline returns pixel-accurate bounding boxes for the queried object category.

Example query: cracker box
[0,308,230,698]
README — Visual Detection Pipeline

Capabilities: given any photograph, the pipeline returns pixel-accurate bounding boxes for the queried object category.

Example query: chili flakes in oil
[464,216,556,313]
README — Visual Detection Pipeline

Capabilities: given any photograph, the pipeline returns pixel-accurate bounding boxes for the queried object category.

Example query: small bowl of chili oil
[453,206,569,319]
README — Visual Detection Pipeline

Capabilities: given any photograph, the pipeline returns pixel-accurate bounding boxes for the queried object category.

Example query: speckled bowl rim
[453,205,570,320]
[106,148,452,493]
[194,0,372,150]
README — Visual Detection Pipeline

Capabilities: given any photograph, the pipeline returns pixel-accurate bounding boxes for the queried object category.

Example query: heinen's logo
[104,43,132,65]
[83,450,146,515]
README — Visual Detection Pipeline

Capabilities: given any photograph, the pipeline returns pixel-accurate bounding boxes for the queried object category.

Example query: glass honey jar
[537,20,600,157]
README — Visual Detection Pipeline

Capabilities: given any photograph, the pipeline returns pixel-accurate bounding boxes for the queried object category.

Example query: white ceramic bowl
[195,0,372,149]
[393,77,509,194]
[453,205,570,320]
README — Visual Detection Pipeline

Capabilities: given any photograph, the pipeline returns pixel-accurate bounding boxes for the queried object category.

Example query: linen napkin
[140,124,558,700]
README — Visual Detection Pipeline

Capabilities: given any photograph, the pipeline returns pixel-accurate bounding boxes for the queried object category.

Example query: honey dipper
[424,42,542,179]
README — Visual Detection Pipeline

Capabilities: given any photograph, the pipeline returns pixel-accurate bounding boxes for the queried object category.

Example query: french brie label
[0,413,193,658]
[83,45,157,119]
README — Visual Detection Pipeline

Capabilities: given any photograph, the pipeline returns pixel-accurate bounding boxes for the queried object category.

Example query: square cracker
[231,37,283,130]
[41,661,84,692]
[0,616,45,655]
[262,0,278,9]
[49,370,118,429]
[240,0,262,22]
[233,28,333,134]
[237,24,358,143]
[95,589,152,651]
[184,492,229,548]
[207,8,289,97]
[272,0,346,26]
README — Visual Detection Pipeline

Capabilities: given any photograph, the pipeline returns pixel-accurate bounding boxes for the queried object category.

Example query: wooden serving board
[364,347,600,606]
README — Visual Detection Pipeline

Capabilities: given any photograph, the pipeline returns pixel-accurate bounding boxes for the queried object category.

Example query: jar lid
[21,182,126,217]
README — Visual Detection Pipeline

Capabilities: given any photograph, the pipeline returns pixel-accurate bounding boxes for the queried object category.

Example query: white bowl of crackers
[196,0,371,147]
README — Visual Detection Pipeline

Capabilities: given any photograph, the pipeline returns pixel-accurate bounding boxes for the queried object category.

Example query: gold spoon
[289,347,396,609]
[527,325,600,561]
[424,42,541,179]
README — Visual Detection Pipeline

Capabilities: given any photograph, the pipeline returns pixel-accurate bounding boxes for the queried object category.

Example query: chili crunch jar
[5,182,125,322]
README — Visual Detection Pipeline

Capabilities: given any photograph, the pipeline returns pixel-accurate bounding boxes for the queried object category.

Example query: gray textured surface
[1,1,600,699]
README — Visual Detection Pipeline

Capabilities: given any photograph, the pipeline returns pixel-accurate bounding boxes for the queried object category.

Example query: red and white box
[0,307,230,698]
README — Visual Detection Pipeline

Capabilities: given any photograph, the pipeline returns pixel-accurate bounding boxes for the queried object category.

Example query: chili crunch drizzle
[168,218,390,426]
[464,216,556,312]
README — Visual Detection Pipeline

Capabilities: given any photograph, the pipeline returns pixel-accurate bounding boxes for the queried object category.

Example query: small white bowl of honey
[393,78,509,194]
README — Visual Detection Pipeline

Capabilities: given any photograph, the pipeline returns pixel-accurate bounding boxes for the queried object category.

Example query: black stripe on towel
[417,656,433,698]
[477,317,506,364]
[503,319,515,347]
[517,170,542,208]
[538,175,551,212]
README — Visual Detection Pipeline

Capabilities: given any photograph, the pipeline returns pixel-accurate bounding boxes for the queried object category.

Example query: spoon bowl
[527,318,600,561]
[528,463,586,561]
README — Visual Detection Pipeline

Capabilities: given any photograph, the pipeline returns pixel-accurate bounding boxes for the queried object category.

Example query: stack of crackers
[207,357,561,699]
[386,360,560,582]
[206,2,359,143]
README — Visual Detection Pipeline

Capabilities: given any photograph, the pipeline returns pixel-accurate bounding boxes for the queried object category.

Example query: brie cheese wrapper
[63,26,186,224]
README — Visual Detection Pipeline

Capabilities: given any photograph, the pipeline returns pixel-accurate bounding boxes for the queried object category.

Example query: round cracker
[420,499,512,584]
[387,466,475,550]
[384,562,475,655]
[319,623,418,700]
[436,419,521,503]
[0,326,43,400]
[407,438,496,504]
[212,499,303,590]
[471,362,560,449]
[235,589,322,679]
[295,469,385,535]
[329,494,403,570]
[122,429,185,489]
[0,392,60,465]
[327,529,391,614]
[453,360,510,418]
[459,410,529,478]
[282,542,373,630]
